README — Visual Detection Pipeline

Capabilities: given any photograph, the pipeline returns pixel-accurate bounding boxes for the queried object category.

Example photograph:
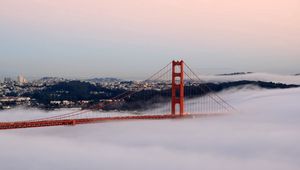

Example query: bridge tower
[171,60,185,116]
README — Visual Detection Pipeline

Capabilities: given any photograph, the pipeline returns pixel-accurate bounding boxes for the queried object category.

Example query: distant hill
[86,77,122,83]
[295,74,300,76]
[24,81,125,105]
[23,80,299,110]
[117,80,299,111]
[217,72,253,76]
[207,80,299,91]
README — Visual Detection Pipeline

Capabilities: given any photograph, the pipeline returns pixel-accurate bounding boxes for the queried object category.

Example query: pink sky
[0,0,299,77]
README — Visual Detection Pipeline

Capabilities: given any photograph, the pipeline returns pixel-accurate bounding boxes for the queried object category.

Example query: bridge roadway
[0,114,182,130]
[0,113,225,130]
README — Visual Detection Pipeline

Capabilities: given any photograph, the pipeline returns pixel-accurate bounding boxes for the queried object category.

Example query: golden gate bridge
[0,60,235,130]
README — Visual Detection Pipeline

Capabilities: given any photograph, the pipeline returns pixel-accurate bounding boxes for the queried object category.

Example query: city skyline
[1,0,299,79]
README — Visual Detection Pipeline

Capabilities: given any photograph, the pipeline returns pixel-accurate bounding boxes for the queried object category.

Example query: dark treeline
[120,80,299,110]
[23,80,299,110]
[23,81,125,105]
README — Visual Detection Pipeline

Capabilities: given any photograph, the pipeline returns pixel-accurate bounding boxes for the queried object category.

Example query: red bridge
[0,60,235,130]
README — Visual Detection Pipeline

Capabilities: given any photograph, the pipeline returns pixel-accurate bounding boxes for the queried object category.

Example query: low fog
[201,73,300,84]
[0,87,300,170]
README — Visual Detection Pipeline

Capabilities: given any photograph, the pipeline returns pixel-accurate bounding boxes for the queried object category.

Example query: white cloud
[0,87,300,170]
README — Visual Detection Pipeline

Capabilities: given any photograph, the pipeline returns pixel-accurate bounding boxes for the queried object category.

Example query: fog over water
[0,86,300,170]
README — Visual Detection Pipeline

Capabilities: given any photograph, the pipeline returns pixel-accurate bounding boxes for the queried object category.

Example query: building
[4,77,13,83]
[17,75,28,85]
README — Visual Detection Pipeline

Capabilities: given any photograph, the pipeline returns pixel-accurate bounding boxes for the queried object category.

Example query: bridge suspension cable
[184,62,236,111]
[27,62,173,122]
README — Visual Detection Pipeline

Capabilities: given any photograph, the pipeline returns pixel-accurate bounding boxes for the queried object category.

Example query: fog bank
[201,73,300,84]
[0,87,300,170]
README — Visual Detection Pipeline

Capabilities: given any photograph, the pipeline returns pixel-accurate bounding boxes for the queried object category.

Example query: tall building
[17,75,28,84]
[4,77,13,83]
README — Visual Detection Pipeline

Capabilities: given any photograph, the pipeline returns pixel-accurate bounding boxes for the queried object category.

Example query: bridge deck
[0,114,179,130]
[0,113,225,130]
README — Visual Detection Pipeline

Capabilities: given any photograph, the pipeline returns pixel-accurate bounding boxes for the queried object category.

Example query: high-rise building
[4,77,13,83]
[17,75,28,84]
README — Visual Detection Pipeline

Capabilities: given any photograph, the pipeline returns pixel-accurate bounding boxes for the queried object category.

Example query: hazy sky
[0,0,299,79]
